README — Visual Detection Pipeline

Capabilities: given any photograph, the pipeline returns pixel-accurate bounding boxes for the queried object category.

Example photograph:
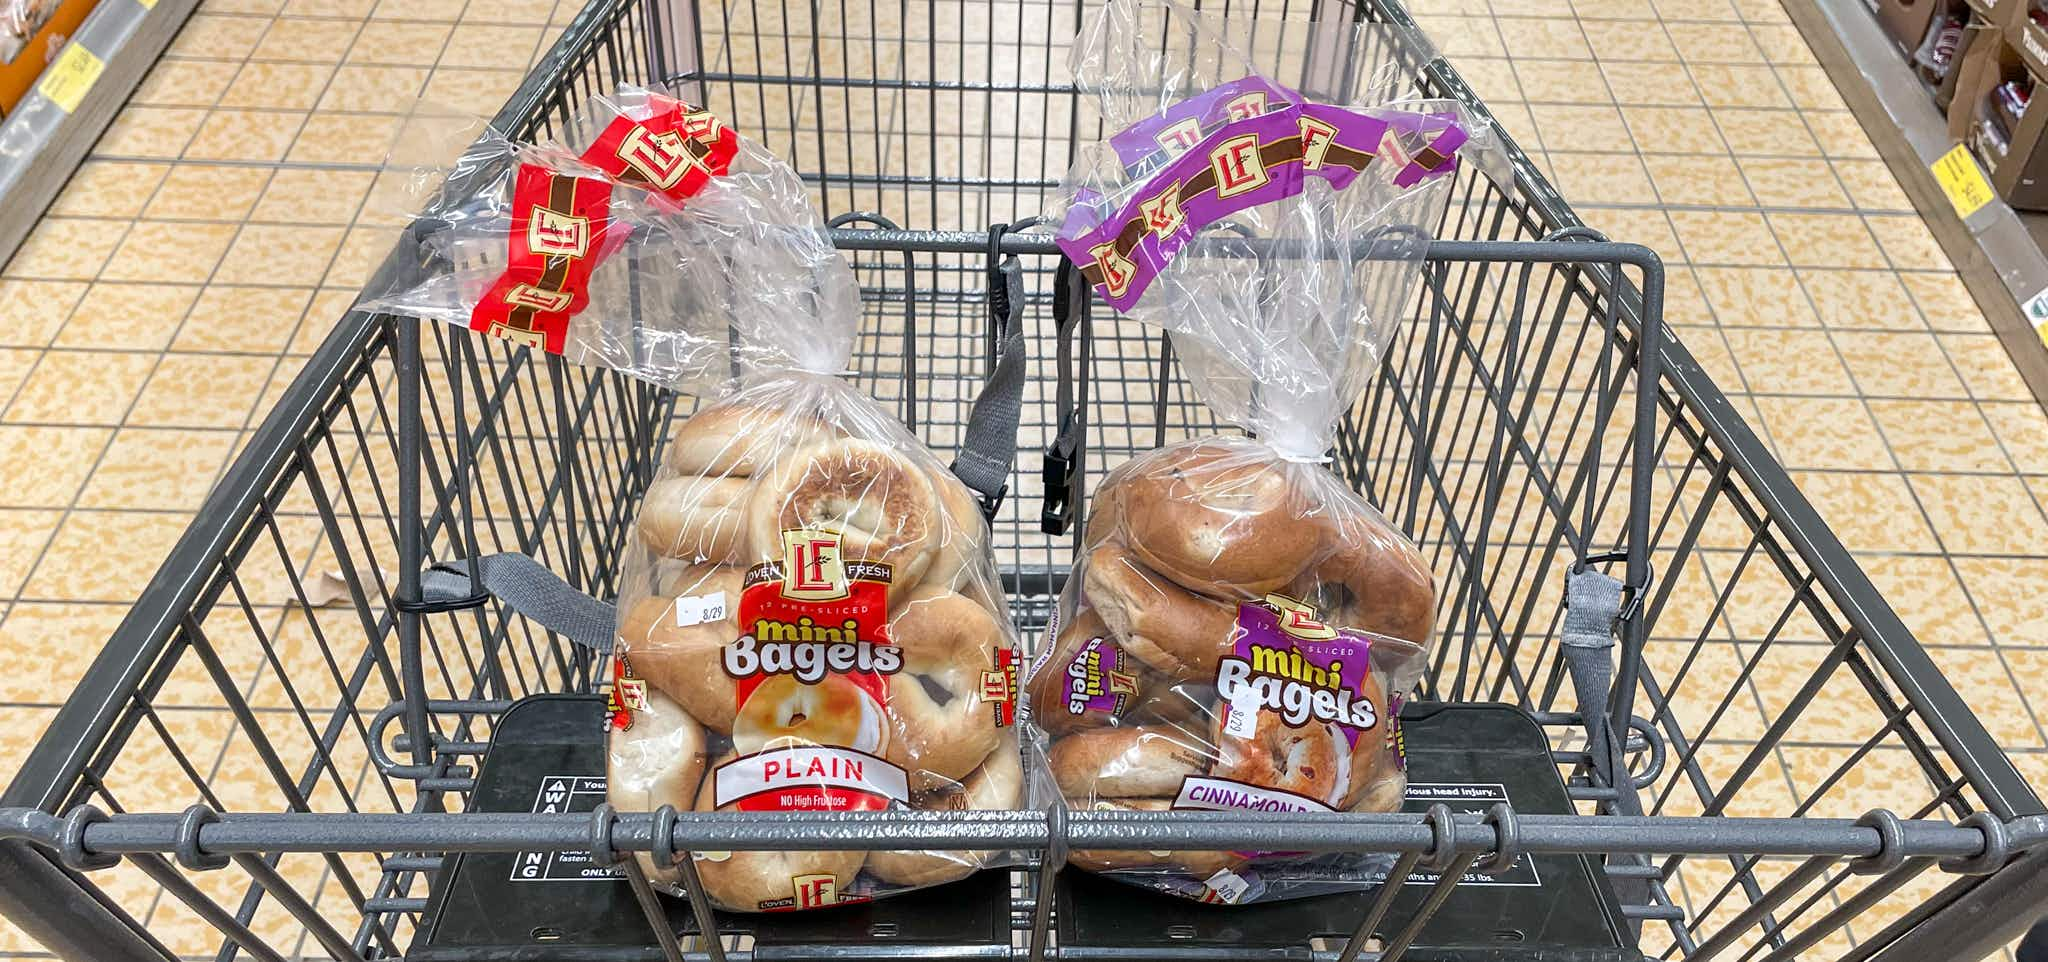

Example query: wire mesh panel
[0,1,2041,962]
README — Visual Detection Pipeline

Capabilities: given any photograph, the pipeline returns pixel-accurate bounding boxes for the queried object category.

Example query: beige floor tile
[1767,212,1888,269]
[1514,59,1612,104]
[93,106,210,159]
[1693,65,1792,108]
[1774,64,1849,112]
[55,282,200,351]
[419,65,527,116]
[0,349,37,403]
[439,23,544,68]
[0,426,110,506]
[325,225,394,288]
[1578,205,1683,254]
[1452,57,1522,103]
[375,0,469,19]
[317,63,429,112]
[1496,18,1596,60]
[1965,548,2048,634]
[99,221,240,283]
[1897,273,1992,334]
[1749,24,1815,64]
[1580,19,1680,61]
[1669,210,1784,266]
[1828,158,1914,212]
[166,13,272,60]
[1858,555,1991,647]
[77,428,237,511]
[47,162,173,219]
[1600,61,1702,106]
[1720,327,1853,393]
[1791,470,1941,553]
[4,352,157,425]
[1645,154,1755,205]
[1621,105,1729,154]
[213,224,346,286]
[183,109,309,162]
[176,287,316,353]
[1799,268,1923,331]
[1574,0,1659,17]
[0,280,87,347]
[128,354,279,429]
[2,217,126,281]
[1940,333,2039,401]
[1737,156,1851,209]
[283,0,376,15]
[1544,152,1655,202]
[1805,111,1882,159]
[1529,103,1636,148]
[19,510,193,602]
[1751,396,1890,469]
[1713,106,1824,157]
[1668,22,1765,64]
[252,16,361,62]
[1865,399,2010,472]
[145,164,275,221]
[219,61,338,110]
[133,59,242,107]
[472,0,556,23]
[347,20,453,64]
[1693,266,1818,326]
[1909,473,2048,555]
[1830,330,1971,397]
[1864,214,1954,272]
[1925,646,2046,748]
[1977,401,2048,473]
[286,112,404,165]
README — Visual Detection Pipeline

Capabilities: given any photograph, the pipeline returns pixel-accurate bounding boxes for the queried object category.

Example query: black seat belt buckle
[1040,445,1076,536]
[979,484,1008,524]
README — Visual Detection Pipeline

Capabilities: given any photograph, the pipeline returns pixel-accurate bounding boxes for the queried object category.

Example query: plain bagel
[607,687,708,887]
[1046,724,1210,799]
[750,437,939,591]
[884,588,1005,790]
[865,743,1023,887]
[617,565,746,733]
[638,474,752,565]
[664,403,836,477]
[691,753,866,910]
[1116,439,1315,596]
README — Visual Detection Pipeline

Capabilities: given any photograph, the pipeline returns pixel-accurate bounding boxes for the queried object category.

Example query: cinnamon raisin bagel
[1283,523,1436,652]
[1046,724,1211,799]
[1116,439,1316,596]
[1083,543,1238,682]
[1069,797,1248,879]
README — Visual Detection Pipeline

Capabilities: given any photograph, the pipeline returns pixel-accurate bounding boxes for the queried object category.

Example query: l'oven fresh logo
[1210,133,1270,198]
[1263,594,1337,641]
[781,527,849,601]
[614,126,697,191]
[525,205,592,258]
[1216,599,1379,732]
[1066,636,1140,714]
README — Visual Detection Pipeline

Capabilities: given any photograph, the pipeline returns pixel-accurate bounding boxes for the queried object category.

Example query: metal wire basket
[2,1,2043,961]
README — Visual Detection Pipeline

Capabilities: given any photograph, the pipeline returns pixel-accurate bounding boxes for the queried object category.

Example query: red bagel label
[723,527,908,813]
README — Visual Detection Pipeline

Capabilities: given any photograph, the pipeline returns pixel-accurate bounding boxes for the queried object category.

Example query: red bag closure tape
[470,165,625,353]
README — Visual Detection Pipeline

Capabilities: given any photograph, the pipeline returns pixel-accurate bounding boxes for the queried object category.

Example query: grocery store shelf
[0,0,197,269]
[1790,0,2048,408]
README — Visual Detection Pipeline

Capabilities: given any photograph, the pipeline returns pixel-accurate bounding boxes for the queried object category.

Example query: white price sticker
[1222,688,1261,739]
[674,591,728,628]
[1203,868,1251,904]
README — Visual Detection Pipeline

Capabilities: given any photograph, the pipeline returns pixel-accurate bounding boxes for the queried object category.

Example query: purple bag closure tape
[1108,76,1303,174]
[1058,97,1466,311]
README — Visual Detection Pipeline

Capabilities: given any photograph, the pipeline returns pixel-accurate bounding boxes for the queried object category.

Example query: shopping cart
[2,0,2044,961]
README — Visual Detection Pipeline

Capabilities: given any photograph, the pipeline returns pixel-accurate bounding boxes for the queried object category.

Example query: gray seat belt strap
[416,554,615,653]
[1562,567,1626,792]
[950,236,1028,521]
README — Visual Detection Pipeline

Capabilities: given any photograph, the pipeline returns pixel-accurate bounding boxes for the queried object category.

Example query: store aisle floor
[0,0,2043,957]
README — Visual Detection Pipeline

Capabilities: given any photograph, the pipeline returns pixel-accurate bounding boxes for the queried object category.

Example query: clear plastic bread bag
[1024,0,1496,904]
[365,87,1025,912]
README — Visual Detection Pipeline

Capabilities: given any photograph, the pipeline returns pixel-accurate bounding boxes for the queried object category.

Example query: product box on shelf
[1949,20,2048,208]
[0,0,100,114]
[1879,0,1946,55]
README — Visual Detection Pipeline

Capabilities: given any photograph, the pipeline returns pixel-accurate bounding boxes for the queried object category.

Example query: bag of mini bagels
[368,88,1025,911]
[1026,0,1484,904]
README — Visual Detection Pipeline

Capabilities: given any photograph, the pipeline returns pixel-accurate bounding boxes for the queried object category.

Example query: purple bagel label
[1214,596,1381,748]
[1108,76,1302,174]
[1058,98,1467,311]
[1061,634,1144,718]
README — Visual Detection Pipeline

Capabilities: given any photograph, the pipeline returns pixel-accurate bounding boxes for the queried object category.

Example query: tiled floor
[0,0,2044,958]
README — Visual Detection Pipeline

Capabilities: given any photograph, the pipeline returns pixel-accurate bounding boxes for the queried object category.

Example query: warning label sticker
[508,775,624,883]
[1366,782,1542,888]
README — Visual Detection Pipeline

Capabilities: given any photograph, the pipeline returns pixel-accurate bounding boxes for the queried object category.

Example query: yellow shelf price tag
[1931,143,1995,221]
[35,43,105,115]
